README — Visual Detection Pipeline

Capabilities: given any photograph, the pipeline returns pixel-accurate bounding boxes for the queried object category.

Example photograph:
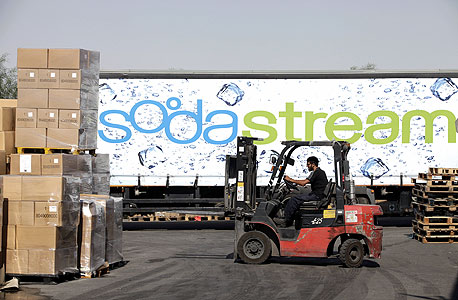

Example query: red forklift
[224,137,383,268]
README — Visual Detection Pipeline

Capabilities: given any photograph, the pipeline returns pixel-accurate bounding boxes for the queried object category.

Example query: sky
[1,0,458,71]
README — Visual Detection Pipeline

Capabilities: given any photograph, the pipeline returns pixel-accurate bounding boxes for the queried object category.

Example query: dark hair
[307,156,319,166]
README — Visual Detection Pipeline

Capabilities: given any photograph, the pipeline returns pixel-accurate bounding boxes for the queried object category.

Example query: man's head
[307,156,319,171]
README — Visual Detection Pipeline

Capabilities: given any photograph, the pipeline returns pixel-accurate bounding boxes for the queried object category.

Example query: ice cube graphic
[430,78,458,101]
[360,158,390,180]
[216,83,245,106]
[138,146,167,169]
[99,83,117,104]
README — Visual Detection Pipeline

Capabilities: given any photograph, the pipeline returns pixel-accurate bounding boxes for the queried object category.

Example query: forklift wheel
[237,231,272,264]
[339,239,364,268]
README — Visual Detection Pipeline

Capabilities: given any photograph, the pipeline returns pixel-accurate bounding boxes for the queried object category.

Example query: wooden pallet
[412,178,458,187]
[414,183,458,193]
[412,195,458,207]
[80,262,110,279]
[411,201,457,212]
[127,214,155,222]
[418,173,456,181]
[6,271,79,283]
[413,233,458,243]
[413,224,457,237]
[428,167,458,175]
[412,219,458,231]
[415,214,458,225]
[17,147,96,155]
[412,188,458,199]
[154,212,186,221]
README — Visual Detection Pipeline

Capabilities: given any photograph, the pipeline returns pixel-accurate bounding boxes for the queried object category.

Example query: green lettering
[325,112,362,143]
[242,111,277,144]
[365,111,399,144]
[279,102,302,141]
[305,111,328,141]
[402,110,456,143]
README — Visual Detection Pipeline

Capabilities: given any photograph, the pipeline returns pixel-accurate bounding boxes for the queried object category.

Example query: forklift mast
[224,136,260,215]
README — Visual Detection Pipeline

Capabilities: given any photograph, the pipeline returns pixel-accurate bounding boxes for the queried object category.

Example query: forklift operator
[275,156,328,227]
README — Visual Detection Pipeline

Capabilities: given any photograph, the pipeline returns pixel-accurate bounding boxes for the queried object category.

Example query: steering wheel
[283,177,299,191]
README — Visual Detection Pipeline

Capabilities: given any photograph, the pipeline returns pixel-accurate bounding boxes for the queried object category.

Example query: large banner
[97,78,458,186]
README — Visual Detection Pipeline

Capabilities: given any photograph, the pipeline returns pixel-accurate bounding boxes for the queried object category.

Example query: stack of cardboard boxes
[0,100,16,174]
[16,48,99,150]
[3,170,80,275]
[2,48,123,278]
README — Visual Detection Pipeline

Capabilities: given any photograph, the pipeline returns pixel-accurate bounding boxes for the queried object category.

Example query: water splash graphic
[430,78,458,101]
[216,83,245,106]
[360,158,390,180]
[138,146,167,169]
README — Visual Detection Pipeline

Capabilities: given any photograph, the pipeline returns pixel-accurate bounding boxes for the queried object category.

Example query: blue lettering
[130,100,168,133]
[98,98,239,144]
[203,110,238,144]
[98,110,132,143]
[166,100,203,144]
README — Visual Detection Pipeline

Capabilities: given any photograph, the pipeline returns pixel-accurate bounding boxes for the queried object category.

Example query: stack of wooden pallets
[411,168,458,243]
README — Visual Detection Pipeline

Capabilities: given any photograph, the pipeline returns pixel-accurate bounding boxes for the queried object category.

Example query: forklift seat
[300,179,335,209]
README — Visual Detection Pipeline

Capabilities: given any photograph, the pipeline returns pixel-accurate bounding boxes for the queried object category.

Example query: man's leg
[284,194,309,224]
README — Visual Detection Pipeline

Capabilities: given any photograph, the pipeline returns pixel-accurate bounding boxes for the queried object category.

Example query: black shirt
[308,168,328,199]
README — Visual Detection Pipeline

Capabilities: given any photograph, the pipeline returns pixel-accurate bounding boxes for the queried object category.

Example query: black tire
[237,231,272,264]
[339,238,364,268]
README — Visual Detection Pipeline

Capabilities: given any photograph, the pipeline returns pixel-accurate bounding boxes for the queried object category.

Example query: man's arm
[284,175,310,187]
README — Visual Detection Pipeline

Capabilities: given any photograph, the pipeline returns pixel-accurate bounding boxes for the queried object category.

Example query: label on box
[72,73,77,78]
[50,72,56,78]
[71,113,77,118]
[49,112,55,117]
[49,206,57,213]
[53,158,59,164]
[27,112,33,117]
[20,155,32,173]
[30,72,35,78]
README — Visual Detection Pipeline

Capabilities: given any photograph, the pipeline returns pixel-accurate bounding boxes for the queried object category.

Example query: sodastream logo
[98,97,237,144]
[98,97,457,145]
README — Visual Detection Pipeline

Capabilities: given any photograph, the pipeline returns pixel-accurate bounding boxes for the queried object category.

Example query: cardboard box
[0,107,14,131]
[17,89,48,108]
[7,201,34,226]
[48,49,100,71]
[58,109,80,129]
[41,154,78,175]
[37,109,58,128]
[92,154,110,174]
[38,69,59,89]
[21,176,79,201]
[0,131,15,155]
[28,247,78,275]
[17,48,48,69]
[58,109,97,129]
[17,69,39,89]
[46,128,78,148]
[6,249,28,274]
[7,225,16,249]
[10,154,42,175]
[15,128,46,148]
[35,201,80,227]
[16,226,77,249]
[15,108,37,128]
[0,150,5,175]
[3,176,22,200]
[79,197,106,273]
[0,99,17,108]
[59,70,81,90]
[48,89,98,110]
[47,128,98,149]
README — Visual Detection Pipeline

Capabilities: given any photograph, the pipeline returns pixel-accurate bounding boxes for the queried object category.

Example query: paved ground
[6,219,458,300]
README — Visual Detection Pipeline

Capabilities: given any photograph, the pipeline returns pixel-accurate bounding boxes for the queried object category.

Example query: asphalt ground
[5,218,458,300]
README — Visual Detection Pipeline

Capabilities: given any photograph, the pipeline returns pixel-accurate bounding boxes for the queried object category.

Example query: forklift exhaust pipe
[349,174,356,204]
